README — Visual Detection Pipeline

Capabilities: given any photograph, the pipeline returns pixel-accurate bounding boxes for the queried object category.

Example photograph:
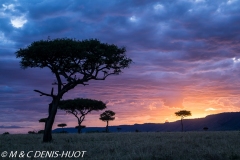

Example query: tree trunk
[106,121,109,133]
[78,120,81,134]
[181,118,183,132]
[43,99,58,142]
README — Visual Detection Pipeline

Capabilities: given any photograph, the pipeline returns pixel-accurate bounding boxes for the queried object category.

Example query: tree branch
[94,72,117,80]
[67,110,79,120]
[34,89,53,97]
[51,88,54,96]
[55,72,62,93]
[79,115,85,124]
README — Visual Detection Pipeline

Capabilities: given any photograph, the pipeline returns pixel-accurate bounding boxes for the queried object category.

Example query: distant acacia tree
[39,118,47,131]
[28,131,36,134]
[99,110,115,132]
[57,123,67,132]
[16,38,132,142]
[203,127,208,131]
[39,118,47,123]
[38,130,44,134]
[59,98,106,133]
[75,125,86,133]
[117,127,121,132]
[175,110,191,132]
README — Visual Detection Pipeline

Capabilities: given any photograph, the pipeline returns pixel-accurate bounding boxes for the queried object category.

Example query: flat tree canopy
[59,98,106,112]
[100,110,115,122]
[39,118,48,123]
[16,38,132,86]
[15,38,132,142]
[57,123,67,128]
[175,110,191,119]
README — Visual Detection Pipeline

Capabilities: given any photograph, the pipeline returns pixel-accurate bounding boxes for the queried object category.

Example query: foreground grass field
[1,131,240,160]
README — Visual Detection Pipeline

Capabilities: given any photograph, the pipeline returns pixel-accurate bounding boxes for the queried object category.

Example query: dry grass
[1,131,240,160]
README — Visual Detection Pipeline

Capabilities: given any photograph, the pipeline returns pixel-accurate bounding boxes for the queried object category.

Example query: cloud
[205,108,217,111]
[2,4,15,11]
[0,125,23,128]
[0,2,28,29]
[11,15,27,28]
[0,85,14,93]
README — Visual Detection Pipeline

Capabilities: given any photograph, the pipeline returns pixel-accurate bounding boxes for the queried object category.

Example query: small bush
[28,131,36,134]
[203,127,209,131]
[38,130,44,134]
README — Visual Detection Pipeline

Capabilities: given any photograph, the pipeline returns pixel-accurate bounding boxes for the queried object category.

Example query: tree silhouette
[38,130,44,134]
[99,110,115,132]
[28,131,36,134]
[39,118,47,132]
[75,125,86,133]
[203,127,208,131]
[39,118,47,123]
[117,127,121,132]
[175,110,191,132]
[59,98,106,134]
[57,123,67,132]
[16,38,132,142]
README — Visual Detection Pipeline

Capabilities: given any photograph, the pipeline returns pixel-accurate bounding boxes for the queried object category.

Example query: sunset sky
[1,0,240,134]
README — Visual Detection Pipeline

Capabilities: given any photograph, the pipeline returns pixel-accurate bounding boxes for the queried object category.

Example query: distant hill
[52,112,240,133]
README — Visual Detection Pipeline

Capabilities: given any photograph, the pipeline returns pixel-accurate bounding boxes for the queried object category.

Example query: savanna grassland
[1,131,240,160]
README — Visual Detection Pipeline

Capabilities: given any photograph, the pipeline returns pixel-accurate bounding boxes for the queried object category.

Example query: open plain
[1,131,240,160]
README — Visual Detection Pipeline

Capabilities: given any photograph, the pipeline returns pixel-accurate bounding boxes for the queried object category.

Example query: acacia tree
[117,127,121,132]
[203,127,208,131]
[16,38,132,142]
[59,98,106,133]
[99,110,115,132]
[39,118,47,131]
[75,125,86,133]
[57,123,67,132]
[175,110,191,132]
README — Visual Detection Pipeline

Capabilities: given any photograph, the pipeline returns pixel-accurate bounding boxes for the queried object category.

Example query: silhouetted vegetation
[57,123,67,132]
[59,98,106,133]
[28,131,36,134]
[203,127,208,131]
[100,110,115,132]
[39,118,47,123]
[39,118,47,134]
[16,38,132,142]
[175,110,192,132]
[117,127,121,132]
[38,130,44,134]
[1,132,240,159]
[2,132,9,135]
[75,125,86,133]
